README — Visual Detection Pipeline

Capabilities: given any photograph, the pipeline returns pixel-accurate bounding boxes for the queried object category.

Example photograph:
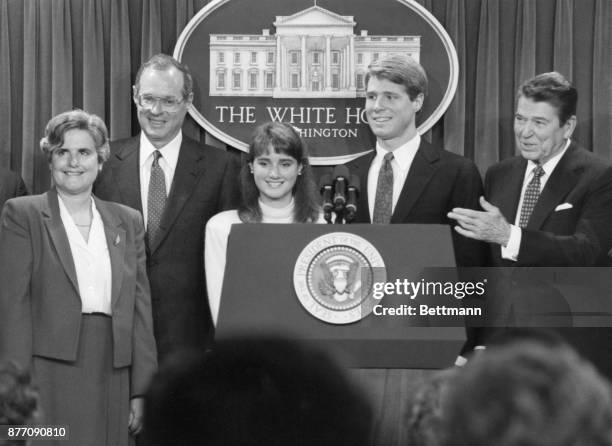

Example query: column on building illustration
[342,45,348,89]
[325,35,332,91]
[349,34,355,89]
[300,35,307,91]
[276,36,281,89]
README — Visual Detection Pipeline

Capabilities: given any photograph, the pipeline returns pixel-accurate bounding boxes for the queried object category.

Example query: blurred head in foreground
[405,368,456,446]
[0,362,40,446]
[143,338,372,446]
[440,341,612,446]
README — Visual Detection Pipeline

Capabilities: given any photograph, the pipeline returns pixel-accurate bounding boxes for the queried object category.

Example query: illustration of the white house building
[209,5,421,98]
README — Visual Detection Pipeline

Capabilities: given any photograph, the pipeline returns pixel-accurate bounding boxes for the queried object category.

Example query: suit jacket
[0,167,27,210]
[346,139,487,267]
[486,142,612,266]
[0,189,157,396]
[479,142,612,377]
[94,134,240,360]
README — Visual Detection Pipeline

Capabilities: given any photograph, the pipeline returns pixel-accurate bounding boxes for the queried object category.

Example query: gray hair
[39,109,110,164]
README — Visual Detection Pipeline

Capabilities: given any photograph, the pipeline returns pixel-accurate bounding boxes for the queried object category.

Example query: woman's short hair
[365,54,428,100]
[39,109,110,164]
[238,122,320,223]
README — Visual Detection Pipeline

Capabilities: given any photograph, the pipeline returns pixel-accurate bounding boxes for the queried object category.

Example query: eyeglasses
[136,94,186,112]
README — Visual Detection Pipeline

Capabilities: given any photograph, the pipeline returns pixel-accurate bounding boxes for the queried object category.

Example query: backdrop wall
[1,0,610,193]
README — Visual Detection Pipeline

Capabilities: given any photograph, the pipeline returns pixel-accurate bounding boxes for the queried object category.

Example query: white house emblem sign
[175,0,458,164]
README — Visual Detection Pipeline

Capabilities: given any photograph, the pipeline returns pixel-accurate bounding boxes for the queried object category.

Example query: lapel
[351,151,376,222]
[149,137,204,253]
[527,143,582,230]
[391,140,439,223]
[114,138,143,212]
[493,158,526,224]
[94,196,126,308]
[42,189,80,297]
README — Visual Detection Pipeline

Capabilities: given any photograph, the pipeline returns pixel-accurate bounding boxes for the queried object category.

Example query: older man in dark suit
[345,54,486,268]
[449,72,612,376]
[0,167,27,209]
[95,54,239,361]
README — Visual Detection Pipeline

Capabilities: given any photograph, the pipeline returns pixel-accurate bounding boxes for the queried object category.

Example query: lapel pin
[114,234,121,246]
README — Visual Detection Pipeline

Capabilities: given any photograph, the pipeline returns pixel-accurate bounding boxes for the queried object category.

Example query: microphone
[332,165,349,212]
[318,169,334,223]
[345,174,360,223]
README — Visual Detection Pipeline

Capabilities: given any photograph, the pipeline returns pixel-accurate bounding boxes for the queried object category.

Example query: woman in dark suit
[0,110,157,445]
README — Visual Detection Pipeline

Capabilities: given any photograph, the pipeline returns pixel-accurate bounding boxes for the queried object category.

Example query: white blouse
[58,196,112,314]
[204,199,299,325]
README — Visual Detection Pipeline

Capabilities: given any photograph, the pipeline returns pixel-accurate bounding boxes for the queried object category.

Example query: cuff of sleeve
[501,224,521,261]
[454,355,468,367]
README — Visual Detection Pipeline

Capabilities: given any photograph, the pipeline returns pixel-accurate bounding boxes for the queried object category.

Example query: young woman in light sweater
[204,121,322,324]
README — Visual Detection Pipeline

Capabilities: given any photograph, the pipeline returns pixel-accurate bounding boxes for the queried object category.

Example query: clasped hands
[447,196,511,246]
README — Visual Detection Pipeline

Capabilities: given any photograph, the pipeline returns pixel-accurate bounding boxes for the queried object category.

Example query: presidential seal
[293,232,386,324]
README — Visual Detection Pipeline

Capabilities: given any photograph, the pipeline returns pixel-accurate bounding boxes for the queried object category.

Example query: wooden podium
[214,224,464,445]
[216,223,465,368]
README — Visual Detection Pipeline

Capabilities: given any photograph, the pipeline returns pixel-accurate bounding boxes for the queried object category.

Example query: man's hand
[129,397,145,436]
[448,196,512,245]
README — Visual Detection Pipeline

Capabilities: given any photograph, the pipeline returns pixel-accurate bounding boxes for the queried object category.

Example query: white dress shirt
[139,131,182,228]
[367,134,421,221]
[58,196,112,314]
[501,139,571,260]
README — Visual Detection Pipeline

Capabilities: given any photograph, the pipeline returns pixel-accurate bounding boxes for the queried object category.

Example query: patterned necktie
[372,152,395,224]
[147,150,167,243]
[518,164,545,228]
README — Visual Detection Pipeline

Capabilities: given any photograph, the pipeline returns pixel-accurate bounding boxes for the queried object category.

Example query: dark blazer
[94,135,240,360]
[486,142,612,266]
[346,139,487,267]
[0,167,27,210]
[480,142,612,377]
[0,189,157,395]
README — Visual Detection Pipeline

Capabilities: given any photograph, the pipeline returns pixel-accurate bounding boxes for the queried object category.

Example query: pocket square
[554,203,573,211]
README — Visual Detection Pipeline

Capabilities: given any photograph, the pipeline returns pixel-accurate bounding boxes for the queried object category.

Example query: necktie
[372,152,394,224]
[147,150,167,243]
[518,164,545,228]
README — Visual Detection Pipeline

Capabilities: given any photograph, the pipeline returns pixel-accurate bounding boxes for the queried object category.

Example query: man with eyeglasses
[95,53,240,362]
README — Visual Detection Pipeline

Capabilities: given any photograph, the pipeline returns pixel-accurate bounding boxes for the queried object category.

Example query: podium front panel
[216,223,465,368]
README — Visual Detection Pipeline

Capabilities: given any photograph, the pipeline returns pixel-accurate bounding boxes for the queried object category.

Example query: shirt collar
[526,138,571,177]
[139,131,182,169]
[375,133,421,171]
[57,195,104,245]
